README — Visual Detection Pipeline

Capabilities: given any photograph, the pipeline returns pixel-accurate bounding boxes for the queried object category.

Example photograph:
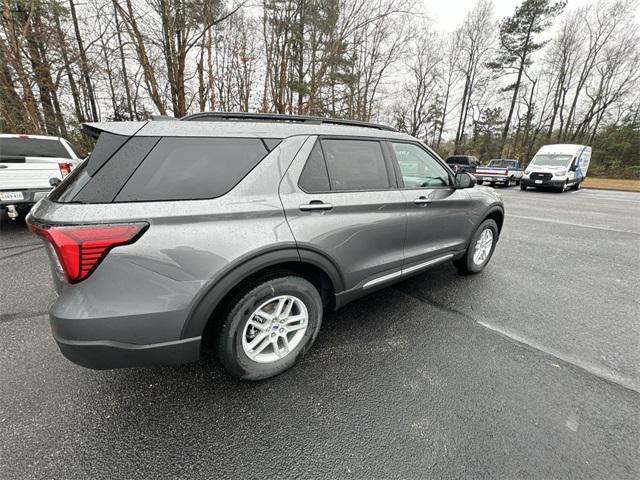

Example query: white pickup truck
[474,159,524,187]
[0,134,81,220]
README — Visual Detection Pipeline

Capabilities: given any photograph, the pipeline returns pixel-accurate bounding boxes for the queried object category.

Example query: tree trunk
[113,2,134,119]
[69,0,99,121]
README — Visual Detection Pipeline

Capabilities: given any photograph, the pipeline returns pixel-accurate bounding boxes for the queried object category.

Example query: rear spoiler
[80,121,149,139]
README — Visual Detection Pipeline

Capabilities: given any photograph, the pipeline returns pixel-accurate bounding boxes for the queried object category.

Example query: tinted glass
[75,136,159,203]
[321,139,389,191]
[299,141,330,192]
[87,133,129,175]
[116,137,268,202]
[263,138,283,151]
[49,160,90,202]
[0,137,69,159]
[393,143,450,188]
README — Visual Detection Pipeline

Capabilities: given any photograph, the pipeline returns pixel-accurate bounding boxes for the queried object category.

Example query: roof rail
[150,115,177,121]
[181,112,397,132]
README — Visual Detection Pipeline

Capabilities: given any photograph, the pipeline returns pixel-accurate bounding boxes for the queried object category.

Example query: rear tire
[217,275,323,380]
[453,219,499,275]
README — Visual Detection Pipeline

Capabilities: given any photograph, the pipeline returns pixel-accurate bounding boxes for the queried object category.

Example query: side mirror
[570,164,577,172]
[455,171,476,189]
[49,177,61,188]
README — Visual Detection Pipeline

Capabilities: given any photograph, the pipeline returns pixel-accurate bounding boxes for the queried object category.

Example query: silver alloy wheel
[472,228,494,266]
[241,295,309,364]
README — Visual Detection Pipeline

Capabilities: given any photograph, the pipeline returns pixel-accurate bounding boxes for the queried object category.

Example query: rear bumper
[476,175,509,183]
[54,332,201,370]
[0,189,50,206]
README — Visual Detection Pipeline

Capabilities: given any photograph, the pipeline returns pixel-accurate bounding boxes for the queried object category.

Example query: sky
[421,0,524,31]
[421,0,640,32]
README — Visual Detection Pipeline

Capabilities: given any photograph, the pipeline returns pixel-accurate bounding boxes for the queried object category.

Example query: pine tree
[489,0,565,154]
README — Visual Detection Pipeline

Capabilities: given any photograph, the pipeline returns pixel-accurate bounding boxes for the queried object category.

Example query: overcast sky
[421,0,521,30]
[420,0,640,32]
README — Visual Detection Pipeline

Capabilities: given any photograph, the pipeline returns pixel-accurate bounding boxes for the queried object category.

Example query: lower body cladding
[49,308,201,370]
[54,334,201,370]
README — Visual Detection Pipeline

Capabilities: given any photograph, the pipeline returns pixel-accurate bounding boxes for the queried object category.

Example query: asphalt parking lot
[1,187,639,479]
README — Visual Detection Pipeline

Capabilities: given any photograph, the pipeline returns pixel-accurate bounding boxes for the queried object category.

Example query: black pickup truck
[445,155,480,174]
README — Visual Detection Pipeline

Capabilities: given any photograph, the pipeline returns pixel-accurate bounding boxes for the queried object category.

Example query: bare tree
[453,0,495,153]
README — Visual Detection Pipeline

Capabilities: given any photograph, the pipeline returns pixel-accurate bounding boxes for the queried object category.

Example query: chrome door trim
[402,253,454,275]
[361,253,455,290]
[362,270,402,289]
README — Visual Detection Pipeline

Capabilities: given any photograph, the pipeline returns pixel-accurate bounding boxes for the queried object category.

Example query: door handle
[413,196,431,206]
[299,200,333,211]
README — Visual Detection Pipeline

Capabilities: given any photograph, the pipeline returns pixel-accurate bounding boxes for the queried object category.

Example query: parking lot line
[476,320,640,394]
[508,214,639,235]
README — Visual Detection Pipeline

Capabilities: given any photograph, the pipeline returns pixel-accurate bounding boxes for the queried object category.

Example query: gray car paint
[279,136,408,290]
[33,135,307,346]
[29,120,504,369]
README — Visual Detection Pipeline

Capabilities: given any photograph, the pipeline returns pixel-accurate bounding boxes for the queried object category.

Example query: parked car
[27,113,504,380]
[445,155,480,174]
[521,144,591,192]
[475,159,523,187]
[0,133,80,220]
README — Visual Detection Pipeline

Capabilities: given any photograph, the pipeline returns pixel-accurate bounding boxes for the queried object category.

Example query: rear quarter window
[115,137,269,202]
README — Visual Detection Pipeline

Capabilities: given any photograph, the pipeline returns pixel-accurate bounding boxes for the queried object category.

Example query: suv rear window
[115,137,268,202]
[0,137,69,159]
[52,136,269,203]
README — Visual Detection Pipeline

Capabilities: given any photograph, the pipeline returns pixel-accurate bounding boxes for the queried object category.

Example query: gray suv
[27,113,504,380]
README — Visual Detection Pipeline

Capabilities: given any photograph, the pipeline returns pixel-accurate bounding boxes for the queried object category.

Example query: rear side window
[299,142,330,193]
[115,137,268,202]
[0,137,69,159]
[321,139,389,191]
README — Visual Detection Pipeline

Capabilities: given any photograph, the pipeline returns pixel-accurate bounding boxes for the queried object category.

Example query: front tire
[520,183,527,191]
[454,219,499,274]
[217,275,323,380]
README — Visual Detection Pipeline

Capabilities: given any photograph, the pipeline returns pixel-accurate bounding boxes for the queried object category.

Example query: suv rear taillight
[28,222,148,283]
[58,162,72,177]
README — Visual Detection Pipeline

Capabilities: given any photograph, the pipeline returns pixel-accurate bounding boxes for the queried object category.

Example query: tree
[393,23,441,139]
[454,0,495,154]
[469,107,503,160]
[489,0,565,154]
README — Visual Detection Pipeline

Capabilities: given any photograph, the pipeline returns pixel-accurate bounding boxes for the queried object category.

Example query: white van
[521,144,591,192]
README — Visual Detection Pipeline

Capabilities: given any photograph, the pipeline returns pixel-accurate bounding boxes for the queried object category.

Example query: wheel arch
[181,247,343,340]
[484,206,504,234]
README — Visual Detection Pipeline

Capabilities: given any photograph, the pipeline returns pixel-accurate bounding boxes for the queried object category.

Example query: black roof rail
[181,112,397,132]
